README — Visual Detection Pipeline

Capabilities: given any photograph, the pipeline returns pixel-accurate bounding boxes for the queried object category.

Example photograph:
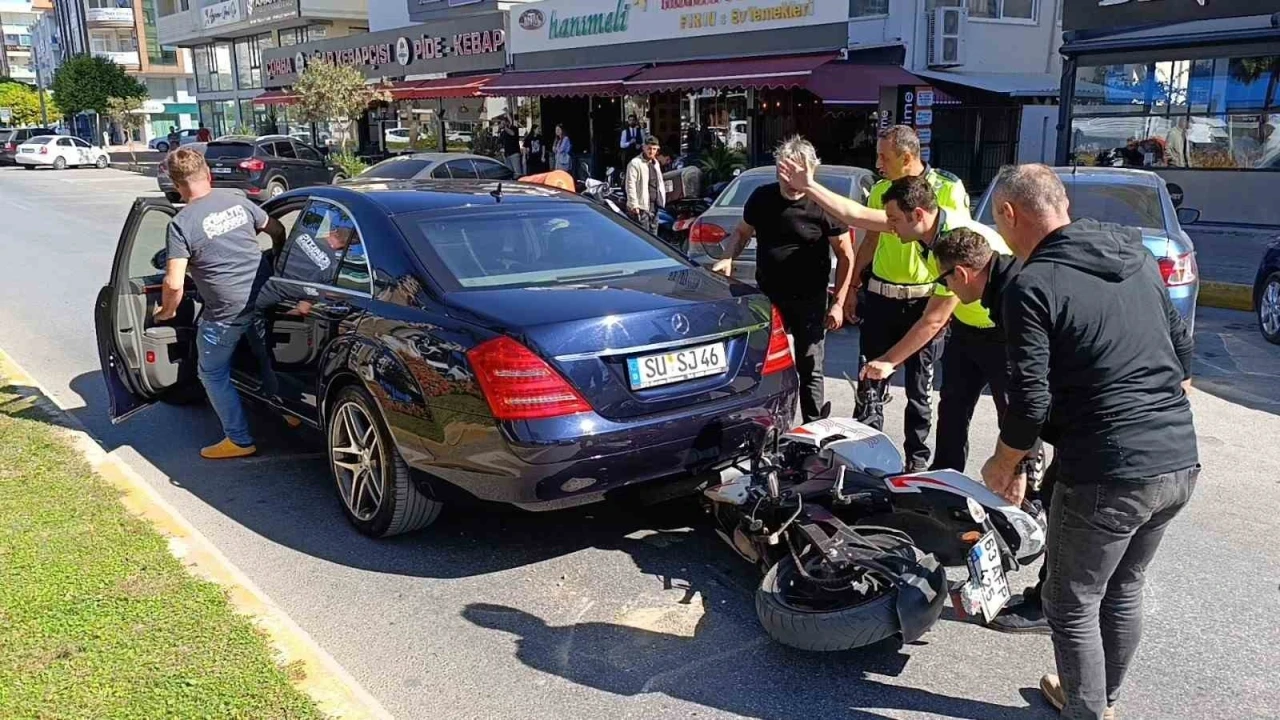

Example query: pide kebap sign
[262,12,506,87]
[509,0,846,54]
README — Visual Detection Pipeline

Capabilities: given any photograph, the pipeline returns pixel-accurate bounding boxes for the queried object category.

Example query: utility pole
[35,51,49,127]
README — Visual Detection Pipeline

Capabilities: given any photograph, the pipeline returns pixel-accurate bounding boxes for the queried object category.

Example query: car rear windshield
[359,157,432,180]
[395,204,689,290]
[714,171,855,207]
[0,131,12,144]
[979,179,1165,230]
[205,142,255,160]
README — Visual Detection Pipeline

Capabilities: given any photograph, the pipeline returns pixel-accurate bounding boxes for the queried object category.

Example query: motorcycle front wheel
[755,553,901,652]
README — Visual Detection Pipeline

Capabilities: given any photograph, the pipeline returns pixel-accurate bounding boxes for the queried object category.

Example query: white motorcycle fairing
[886,470,1046,561]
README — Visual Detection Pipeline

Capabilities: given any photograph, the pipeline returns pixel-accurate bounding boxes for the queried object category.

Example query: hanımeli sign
[509,0,846,54]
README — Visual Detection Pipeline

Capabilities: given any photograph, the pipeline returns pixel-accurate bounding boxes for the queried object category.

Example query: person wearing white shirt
[620,115,644,166]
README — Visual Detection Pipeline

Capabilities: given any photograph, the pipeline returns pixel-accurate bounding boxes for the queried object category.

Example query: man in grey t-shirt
[156,148,286,459]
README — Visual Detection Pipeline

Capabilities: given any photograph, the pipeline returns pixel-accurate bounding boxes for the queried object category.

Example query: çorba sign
[263,26,506,83]
[511,0,845,54]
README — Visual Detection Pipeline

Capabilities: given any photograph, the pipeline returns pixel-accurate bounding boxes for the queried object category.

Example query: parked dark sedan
[1254,237,1280,344]
[96,182,798,538]
[1,126,57,164]
[202,134,343,202]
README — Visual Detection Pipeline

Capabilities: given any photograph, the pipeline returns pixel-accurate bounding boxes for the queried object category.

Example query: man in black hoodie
[979,164,1198,720]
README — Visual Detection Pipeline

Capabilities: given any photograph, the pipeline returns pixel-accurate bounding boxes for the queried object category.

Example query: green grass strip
[0,383,323,720]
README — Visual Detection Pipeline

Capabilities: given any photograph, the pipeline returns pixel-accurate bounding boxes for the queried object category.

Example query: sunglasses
[935,266,957,289]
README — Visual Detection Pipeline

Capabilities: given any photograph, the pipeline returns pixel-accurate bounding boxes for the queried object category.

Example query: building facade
[154,0,369,135]
[1,0,52,84]
[1057,0,1280,226]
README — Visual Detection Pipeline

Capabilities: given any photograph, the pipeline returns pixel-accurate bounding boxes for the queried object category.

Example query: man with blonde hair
[711,136,853,421]
[156,147,286,459]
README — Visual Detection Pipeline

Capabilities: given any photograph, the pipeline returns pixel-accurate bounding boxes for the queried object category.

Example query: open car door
[94,197,200,423]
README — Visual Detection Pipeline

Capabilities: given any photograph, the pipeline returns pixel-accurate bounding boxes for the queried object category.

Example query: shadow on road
[1189,308,1280,415]
[461,599,1051,720]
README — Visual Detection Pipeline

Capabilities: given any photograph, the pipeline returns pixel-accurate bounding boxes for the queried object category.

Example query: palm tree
[698,144,746,184]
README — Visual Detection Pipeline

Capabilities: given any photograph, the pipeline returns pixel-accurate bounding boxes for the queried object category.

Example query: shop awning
[484,65,644,97]
[623,54,837,93]
[394,74,497,101]
[805,63,923,105]
[912,70,1063,98]
[253,90,299,106]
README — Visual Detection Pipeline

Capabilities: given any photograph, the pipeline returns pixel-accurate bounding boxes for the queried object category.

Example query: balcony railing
[94,50,141,67]
[85,7,137,26]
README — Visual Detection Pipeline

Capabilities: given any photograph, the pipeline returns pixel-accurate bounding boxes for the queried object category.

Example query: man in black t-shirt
[500,118,522,175]
[710,137,854,422]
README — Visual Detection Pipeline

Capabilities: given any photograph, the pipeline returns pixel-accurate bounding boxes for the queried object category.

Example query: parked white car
[148,129,201,153]
[385,127,411,145]
[16,135,111,170]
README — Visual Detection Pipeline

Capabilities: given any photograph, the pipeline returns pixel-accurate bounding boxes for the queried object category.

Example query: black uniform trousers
[858,290,941,469]
[932,321,1010,473]
[771,292,827,423]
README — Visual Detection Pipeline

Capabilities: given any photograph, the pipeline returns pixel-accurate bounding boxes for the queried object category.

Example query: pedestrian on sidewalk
[552,124,572,173]
[156,148,287,459]
[710,136,853,422]
[625,136,665,235]
[196,123,212,143]
[500,118,523,176]
[979,163,1198,720]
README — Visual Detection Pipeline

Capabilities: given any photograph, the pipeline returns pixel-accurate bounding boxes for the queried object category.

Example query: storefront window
[1072,54,1280,170]
[966,0,1035,21]
[193,43,235,92]
[199,99,239,137]
[234,34,272,90]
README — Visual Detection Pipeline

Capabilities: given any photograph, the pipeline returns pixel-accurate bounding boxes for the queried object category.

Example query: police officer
[852,126,969,470]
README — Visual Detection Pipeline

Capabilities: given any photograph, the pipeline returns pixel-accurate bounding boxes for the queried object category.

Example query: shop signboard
[1062,0,1280,33]
[509,0,847,55]
[262,12,506,87]
[897,85,935,163]
[201,0,242,30]
[84,7,135,24]
[244,0,299,26]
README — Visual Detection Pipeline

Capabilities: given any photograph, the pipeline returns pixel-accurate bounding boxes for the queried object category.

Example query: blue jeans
[1043,465,1199,719]
[197,315,274,447]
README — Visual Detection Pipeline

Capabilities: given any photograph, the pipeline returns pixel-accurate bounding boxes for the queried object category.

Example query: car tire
[327,384,442,538]
[330,173,345,185]
[96,155,109,169]
[156,142,169,153]
[23,165,35,171]
[53,157,66,170]
[265,178,287,199]
[1259,271,1280,345]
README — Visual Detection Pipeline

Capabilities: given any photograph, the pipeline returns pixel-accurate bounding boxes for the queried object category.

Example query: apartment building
[1,0,52,84]
[153,0,368,136]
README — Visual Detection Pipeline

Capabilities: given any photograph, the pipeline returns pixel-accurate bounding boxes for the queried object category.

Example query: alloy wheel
[1262,279,1280,338]
[330,401,384,522]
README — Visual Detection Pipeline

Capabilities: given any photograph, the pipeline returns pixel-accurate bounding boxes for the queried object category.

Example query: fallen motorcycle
[703,415,1047,651]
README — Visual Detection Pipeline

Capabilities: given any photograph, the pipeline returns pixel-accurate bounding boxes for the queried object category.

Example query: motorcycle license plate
[626,341,727,390]
[965,531,1012,622]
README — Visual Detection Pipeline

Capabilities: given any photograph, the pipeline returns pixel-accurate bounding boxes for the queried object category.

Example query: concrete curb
[109,162,158,178]
[1198,281,1253,313]
[0,348,394,720]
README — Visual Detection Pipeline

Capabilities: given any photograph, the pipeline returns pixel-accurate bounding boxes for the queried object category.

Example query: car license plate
[18,148,31,154]
[965,531,1011,622]
[626,341,727,390]
[211,167,232,174]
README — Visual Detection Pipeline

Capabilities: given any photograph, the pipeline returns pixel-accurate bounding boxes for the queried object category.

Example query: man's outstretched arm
[778,159,890,232]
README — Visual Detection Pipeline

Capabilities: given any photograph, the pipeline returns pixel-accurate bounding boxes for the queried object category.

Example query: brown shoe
[1039,674,1116,719]
[200,437,256,459]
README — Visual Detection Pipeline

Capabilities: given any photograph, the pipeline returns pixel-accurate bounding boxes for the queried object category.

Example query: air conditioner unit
[928,6,968,68]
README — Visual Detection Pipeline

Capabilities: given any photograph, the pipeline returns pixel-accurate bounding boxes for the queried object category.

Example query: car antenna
[490,182,503,203]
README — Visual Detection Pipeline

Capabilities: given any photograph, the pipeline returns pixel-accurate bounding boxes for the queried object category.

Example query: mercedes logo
[671,313,690,335]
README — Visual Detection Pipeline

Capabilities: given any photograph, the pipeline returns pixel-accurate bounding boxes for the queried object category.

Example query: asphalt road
[0,166,1277,720]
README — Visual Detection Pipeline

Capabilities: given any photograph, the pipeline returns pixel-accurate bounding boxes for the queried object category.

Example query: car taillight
[467,336,592,421]
[239,157,266,172]
[689,221,727,245]
[762,306,794,376]
[4,142,14,152]
[1158,252,1196,287]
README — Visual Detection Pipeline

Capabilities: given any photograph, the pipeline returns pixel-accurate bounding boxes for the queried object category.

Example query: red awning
[394,74,497,101]
[484,65,645,97]
[253,90,299,106]
[805,63,923,105]
[623,54,837,93]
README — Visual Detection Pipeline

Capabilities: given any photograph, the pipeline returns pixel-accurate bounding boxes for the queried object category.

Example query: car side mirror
[151,248,167,270]
[1166,182,1184,208]
[1176,207,1200,225]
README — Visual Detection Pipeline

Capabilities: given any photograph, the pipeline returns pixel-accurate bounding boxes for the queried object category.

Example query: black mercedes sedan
[96,181,798,537]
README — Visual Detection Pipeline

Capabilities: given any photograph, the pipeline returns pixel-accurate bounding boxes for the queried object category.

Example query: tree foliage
[0,81,58,126]
[293,61,387,151]
[50,55,146,116]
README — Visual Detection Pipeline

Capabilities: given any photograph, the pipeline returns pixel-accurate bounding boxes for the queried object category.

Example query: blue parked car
[95,181,798,538]
[975,166,1200,334]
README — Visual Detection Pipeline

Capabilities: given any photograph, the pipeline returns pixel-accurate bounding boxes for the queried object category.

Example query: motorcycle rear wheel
[755,553,902,652]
